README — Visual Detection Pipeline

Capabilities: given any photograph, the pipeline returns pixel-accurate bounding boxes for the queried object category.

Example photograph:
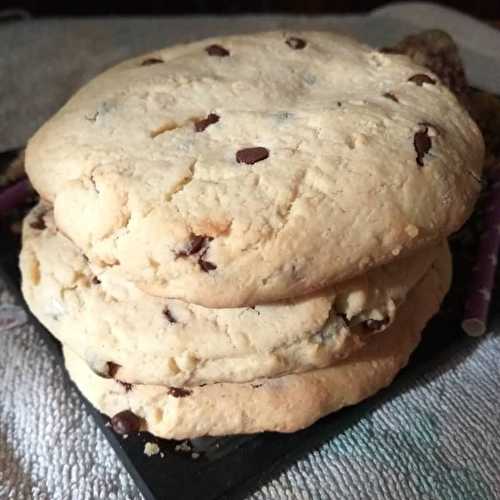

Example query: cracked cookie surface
[62,243,452,438]
[21,203,445,386]
[26,31,483,307]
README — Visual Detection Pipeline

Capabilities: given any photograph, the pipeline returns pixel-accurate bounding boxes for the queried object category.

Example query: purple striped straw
[462,166,500,336]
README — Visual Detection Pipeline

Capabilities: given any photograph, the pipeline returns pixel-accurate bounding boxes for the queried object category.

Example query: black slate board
[1,148,498,500]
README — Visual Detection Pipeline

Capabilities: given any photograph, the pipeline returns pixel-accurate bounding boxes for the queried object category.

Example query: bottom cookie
[63,246,451,439]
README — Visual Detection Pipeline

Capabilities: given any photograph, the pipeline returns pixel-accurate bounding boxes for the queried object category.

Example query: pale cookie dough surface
[63,245,452,439]
[25,31,482,307]
[21,203,443,386]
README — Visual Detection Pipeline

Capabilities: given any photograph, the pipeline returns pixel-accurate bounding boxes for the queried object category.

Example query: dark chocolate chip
[29,215,46,230]
[383,92,399,103]
[363,317,389,332]
[177,234,212,257]
[117,380,133,392]
[163,306,177,324]
[414,128,432,167]
[107,361,121,378]
[379,46,398,54]
[408,74,436,86]
[286,37,306,50]
[337,102,342,107]
[236,147,269,165]
[251,383,263,389]
[167,387,192,398]
[141,57,163,66]
[199,257,217,272]
[92,276,101,285]
[111,410,141,435]
[206,44,230,57]
[186,235,207,255]
[194,113,219,132]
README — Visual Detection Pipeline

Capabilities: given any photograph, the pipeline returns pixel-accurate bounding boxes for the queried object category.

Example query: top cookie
[26,31,483,307]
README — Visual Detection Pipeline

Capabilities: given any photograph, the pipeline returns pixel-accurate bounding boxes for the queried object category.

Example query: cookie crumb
[405,225,419,238]
[392,246,402,256]
[175,441,192,453]
[144,442,160,456]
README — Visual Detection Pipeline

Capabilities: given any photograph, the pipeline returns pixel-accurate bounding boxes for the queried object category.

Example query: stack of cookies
[20,31,484,439]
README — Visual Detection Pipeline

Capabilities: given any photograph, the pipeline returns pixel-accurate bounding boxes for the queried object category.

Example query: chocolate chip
[199,257,217,272]
[379,47,397,54]
[107,361,121,378]
[236,147,269,165]
[363,317,389,332]
[414,128,432,167]
[194,113,219,132]
[111,410,141,435]
[29,215,46,230]
[408,74,436,86]
[251,383,263,389]
[383,92,399,103]
[167,387,192,398]
[141,57,163,66]
[163,306,177,324]
[286,37,306,50]
[177,234,212,257]
[381,31,467,100]
[206,44,230,57]
[337,102,342,107]
[92,276,101,285]
[117,380,133,392]
[186,235,207,255]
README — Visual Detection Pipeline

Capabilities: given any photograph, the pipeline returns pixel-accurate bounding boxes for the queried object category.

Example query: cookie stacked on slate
[20,31,484,438]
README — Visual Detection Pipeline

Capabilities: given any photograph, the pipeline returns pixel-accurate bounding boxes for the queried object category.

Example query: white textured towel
[2,280,500,499]
[1,5,500,499]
